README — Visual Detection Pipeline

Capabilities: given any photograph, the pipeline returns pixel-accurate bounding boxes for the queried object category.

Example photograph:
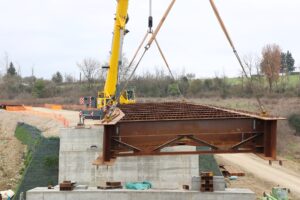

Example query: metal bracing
[102,102,281,162]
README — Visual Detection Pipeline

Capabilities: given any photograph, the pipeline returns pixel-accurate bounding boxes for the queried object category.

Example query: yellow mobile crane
[98,0,134,108]
[80,0,134,119]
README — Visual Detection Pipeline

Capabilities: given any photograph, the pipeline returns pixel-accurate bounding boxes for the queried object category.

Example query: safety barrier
[4,104,70,127]
[5,105,26,111]
[44,104,63,110]
[23,109,70,127]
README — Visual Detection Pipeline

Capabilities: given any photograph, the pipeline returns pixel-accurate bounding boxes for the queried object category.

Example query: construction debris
[59,181,76,191]
[125,181,152,190]
[262,187,289,200]
[219,164,245,177]
[97,182,122,190]
[200,172,214,192]
[0,190,14,200]
[182,185,190,190]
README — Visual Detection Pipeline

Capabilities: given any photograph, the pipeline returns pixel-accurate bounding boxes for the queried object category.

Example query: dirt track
[217,154,300,198]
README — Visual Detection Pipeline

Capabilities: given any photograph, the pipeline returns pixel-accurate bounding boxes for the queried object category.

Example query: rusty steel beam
[113,149,254,157]
[231,133,261,150]
[112,138,141,152]
[102,102,281,162]
[186,135,219,150]
[152,135,186,152]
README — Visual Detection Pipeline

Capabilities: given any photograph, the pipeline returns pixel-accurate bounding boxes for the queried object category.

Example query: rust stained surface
[102,102,281,162]
[119,102,282,122]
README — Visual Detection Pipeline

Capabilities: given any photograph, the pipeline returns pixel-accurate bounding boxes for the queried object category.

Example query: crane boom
[97,0,135,110]
[104,0,129,97]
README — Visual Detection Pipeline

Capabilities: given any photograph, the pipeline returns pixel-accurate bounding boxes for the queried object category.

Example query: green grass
[226,74,300,87]
[15,125,41,147]
[287,74,300,87]
[227,77,243,85]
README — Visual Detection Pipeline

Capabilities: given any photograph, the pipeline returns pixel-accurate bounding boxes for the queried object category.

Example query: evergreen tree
[52,71,63,84]
[286,51,295,72]
[7,62,17,76]
[280,53,287,73]
[280,51,295,73]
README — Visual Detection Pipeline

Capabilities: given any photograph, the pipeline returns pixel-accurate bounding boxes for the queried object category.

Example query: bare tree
[186,73,196,80]
[64,73,75,83]
[260,44,281,92]
[243,54,260,79]
[243,54,262,92]
[77,58,101,88]
[118,54,135,82]
[3,52,9,70]
[98,62,107,82]
[0,52,9,78]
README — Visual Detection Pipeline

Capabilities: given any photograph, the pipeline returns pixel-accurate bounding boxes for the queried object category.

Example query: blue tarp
[125,181,152,190]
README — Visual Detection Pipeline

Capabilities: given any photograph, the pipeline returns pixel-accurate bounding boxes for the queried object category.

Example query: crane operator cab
[97,89,135,110]
[120,89,135,105]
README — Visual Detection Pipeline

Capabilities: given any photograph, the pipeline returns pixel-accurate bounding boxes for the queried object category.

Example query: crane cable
[209,0,267,115]
[121,0,153,79]
[117,0,177,102]
[154,38,175,80]
[121,31,148,80]
[149,0,184,98]
[149,0,177,83]
[154,38,185,98]
[121,0,184,99]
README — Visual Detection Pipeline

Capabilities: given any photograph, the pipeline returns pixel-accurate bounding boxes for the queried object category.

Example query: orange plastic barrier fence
[6,105,26,111]
[5,104,69,127]
[24,106,33,110]
[44,104,62,110]
[24,110,70,127]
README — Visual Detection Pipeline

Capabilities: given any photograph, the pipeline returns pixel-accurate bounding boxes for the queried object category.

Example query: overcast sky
[0,0,299,79]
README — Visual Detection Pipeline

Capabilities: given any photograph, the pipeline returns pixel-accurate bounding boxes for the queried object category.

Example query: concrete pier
[59,127,199,189]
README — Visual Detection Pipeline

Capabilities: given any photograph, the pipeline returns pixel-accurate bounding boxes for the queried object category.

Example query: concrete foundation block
[213,176,225,191]
[191,176,200,191]
[59,127,199,189]
[27,187,255,200]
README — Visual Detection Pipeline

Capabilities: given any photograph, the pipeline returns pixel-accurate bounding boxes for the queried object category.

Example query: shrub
[288,114,300,135]
[32,79,46,98]
[44,156,59,169]
[167,83,180,96]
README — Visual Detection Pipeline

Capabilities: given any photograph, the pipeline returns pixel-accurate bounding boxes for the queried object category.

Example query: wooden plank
[97,185,122,190]
[221,165,245,177]
[106,182,121,187]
